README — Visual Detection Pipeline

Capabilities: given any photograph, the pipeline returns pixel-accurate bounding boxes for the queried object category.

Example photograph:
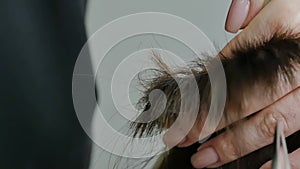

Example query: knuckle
[217,132,240,161]
[258,112,278,138]
[258,111,291,138]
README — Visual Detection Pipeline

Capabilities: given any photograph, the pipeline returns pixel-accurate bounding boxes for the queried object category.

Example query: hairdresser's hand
[223,0,300,55]
[225,0,300,33]
[189,0,300,168]
[190,88,300,168]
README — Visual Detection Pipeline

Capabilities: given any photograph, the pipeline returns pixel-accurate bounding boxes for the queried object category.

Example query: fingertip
[191,147,219,168]
[225,0,250,33]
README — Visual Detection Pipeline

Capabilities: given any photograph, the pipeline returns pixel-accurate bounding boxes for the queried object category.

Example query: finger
[203,71,300,140]
[172,71,300,148]
[289,149,300,169]
[225,0,250,33]
[225,0,267,33]
[260,148,300,169]
[223,0,300,56]
[240,0,270,28]
[191,88,300,168]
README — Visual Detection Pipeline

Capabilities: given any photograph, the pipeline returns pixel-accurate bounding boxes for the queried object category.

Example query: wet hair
[130,32,300,169]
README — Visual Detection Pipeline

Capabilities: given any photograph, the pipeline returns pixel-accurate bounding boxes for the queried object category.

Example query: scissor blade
[271,122,291,169]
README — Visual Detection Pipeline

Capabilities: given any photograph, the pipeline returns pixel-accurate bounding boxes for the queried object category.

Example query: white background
[85,0,237,168]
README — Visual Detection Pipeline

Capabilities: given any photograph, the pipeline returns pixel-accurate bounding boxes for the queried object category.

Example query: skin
[188,0,300,168]
[137,36,300,169]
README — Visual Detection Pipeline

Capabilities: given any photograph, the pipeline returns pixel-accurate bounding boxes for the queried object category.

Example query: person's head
[131,33,300,168]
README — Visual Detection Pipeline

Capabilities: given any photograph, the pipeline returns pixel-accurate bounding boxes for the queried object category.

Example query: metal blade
[271,122,291,169]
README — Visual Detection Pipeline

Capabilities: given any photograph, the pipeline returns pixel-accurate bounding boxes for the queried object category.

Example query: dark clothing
[0,0,91,169]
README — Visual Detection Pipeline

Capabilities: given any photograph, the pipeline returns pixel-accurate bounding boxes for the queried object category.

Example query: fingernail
[199,134,212,144]
[225,0,250,33]
[191,147,219,168]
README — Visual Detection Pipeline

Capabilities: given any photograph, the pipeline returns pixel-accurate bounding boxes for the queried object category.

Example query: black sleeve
[0,0,92,169]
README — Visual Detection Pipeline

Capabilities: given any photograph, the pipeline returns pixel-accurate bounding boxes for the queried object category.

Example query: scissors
[271,122,291,169]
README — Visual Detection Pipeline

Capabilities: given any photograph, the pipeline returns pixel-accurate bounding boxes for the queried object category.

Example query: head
[131,33,300,168]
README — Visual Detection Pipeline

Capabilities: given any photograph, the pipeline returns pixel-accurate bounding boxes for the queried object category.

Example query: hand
[189,0,300,168]
[191,87,300,168]
[223,0,300,56]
